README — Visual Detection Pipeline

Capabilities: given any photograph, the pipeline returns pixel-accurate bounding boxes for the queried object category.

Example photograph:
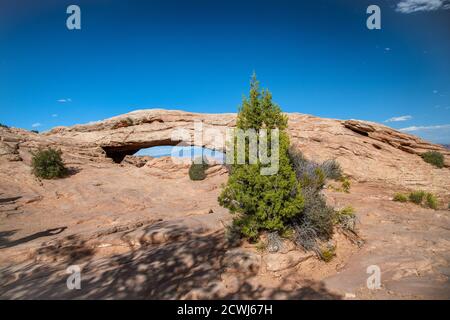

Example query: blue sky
[135,145,225,160]
[1,0,449,143]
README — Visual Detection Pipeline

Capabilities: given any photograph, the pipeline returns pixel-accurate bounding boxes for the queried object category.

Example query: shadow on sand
[0,225,341,300]
[0,227,67,249]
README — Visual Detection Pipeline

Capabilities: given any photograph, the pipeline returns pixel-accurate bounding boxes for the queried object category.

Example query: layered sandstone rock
[1,109,450,299]
[3,109,447,193]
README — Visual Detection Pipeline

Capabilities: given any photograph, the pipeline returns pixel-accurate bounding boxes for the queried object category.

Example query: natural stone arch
[101,138,184,163]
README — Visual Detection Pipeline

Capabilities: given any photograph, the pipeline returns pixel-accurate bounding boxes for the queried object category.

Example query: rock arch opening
[137,145,225,162]
[102,142,225,164]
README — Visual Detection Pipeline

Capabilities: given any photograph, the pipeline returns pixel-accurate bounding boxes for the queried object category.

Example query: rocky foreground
[0,109,449,299]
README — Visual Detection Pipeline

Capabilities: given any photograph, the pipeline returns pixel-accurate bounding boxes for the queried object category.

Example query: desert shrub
[335,206,357,232]
[293,222,319,252]
[338,206,354,216]
[114,117,134,129]
[288,147,318,174]
[289,147,338,192]
[409,190,425,204]
[397,190,438,209]
[300,167,326,191]
[421,151,444,168]
[321,159,343,180]
[300,190,335,240]
[0,123,9,128]
[341,176,351,193]
[31,148,67,179]
[280,226,295,240]
[218,74,304,241]
[393,193,408,202]
[320,243,336,262]
[267,231,283,252]
[289,149,341,244]
[448,203,450,210]
[31,130,39,134]
[255,239,267,252]
[188,156,208,181]
[425,193,438,210]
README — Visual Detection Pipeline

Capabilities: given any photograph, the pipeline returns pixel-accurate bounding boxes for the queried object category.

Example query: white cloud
[433,89,438,94]
[396,0,450,13]
[31,123,42,128]
[52,114,58,118]
[57,98,72,103]
[384,115,412,122]
[86,120,101,125]
[399,124,450,143]
[399,124,450,132]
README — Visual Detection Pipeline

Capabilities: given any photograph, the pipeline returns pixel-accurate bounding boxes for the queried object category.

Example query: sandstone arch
[102,138,184,163]
[1,109,448,193]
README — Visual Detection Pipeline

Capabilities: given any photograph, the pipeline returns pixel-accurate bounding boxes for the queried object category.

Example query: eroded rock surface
[2,109,448,192]
[1,109,449,299]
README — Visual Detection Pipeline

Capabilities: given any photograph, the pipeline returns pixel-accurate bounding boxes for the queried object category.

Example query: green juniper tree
[189,156,208,181]
[31,148,68,179]
[219,74,304,241]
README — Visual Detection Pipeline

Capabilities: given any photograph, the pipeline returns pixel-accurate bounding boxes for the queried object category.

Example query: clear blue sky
[1,0,449,143]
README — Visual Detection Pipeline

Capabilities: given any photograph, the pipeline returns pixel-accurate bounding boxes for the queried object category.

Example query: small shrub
[289,148,341,245]
[289,148,341,189]
[321,159,343,180]
[114,117,134,129]
[188,156,208,181]
[289,148,322,189]
[335,206,356,232]
[267,232,283,252]
[31,148,67,179]
[409,190,425,204]
[341,176,351,193]
[300,191,335,240]
[280,227,295,240]
[421,151,444,168]
[319,243,336,262]
[31,130,39,134]
[299,167,326,191]
[448,203,450,211]
[293,222,319,252]
[425,193,438,210]
[338,206,355,216]
[0,123,9,128]
[255,240,267,253]
[393,193,408,202]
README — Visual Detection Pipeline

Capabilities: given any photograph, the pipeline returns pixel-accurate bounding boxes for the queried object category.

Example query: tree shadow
[0,226,341,300]
[62,167,82,178]
[0,227,67,249]
[0,230,18,244]
[0,196,22,204]
[34,234,96,264]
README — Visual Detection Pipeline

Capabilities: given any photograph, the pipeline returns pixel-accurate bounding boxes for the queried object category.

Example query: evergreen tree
[189,156,208,181]
[219,74,304,241]
[31,148,68,179]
